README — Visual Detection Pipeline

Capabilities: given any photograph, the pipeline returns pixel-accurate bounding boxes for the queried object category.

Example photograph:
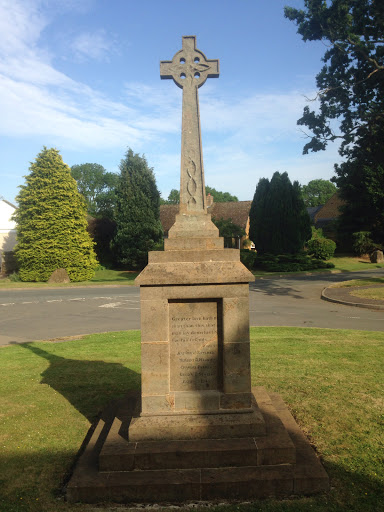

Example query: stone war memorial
[67,36,328,503]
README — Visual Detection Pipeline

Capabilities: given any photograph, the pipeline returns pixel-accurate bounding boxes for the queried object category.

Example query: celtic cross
[160,36,219,214]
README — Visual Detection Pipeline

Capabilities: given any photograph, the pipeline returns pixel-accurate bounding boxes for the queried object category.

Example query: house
[312,192,346,239]
[0,198,17,272]
[160,194,252,249]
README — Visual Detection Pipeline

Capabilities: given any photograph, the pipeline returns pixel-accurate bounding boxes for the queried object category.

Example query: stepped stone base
[66,387,329,504]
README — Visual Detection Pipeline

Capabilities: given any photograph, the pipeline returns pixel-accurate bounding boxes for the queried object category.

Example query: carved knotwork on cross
[160,36,219,214]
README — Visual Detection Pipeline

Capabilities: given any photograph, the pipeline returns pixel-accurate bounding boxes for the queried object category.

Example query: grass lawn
[330,277,384,300]
[0,268,139,289]
[328,254,384,272]
[1,327,383,511]
[1,255,383,289]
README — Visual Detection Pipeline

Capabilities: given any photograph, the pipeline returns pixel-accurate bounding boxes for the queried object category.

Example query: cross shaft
[160,36,219,214]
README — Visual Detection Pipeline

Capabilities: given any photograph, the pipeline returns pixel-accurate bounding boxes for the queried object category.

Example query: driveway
[1,270,383,345]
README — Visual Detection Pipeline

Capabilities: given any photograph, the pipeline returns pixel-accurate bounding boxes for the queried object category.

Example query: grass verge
[1,327,383,511]
[330,277,384,300]
[1,256,383,288]
[0,269,139,289]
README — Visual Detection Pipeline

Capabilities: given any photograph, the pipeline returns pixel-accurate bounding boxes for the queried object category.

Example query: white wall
[0,200,17,266]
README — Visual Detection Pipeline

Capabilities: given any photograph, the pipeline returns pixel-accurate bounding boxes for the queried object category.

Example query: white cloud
[70,30,118,62]
[0,0,342,203]
[0,0,47,55]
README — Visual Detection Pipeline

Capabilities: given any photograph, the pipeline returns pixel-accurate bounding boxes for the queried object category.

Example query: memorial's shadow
[19,343,140,423]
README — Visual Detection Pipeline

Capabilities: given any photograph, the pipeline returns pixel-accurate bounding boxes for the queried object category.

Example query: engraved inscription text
[170,301,218,391]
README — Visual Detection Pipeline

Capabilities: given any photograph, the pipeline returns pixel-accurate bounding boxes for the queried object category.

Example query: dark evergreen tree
[249,177,270,252]
[111,149,163,269]
[13,147,98,282]
[249,172,311,254]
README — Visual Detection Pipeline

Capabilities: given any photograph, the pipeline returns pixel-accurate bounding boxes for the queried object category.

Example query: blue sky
[0,0,343,204]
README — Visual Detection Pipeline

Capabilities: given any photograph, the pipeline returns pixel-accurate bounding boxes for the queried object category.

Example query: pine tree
[112,149,163,269]
[249,172,311,254]
[13,147,98,282]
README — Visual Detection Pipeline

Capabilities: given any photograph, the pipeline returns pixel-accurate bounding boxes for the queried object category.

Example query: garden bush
[352,231,380,256]
[307,237,336,260]
[240,249,258,270]
[254,252,334,272]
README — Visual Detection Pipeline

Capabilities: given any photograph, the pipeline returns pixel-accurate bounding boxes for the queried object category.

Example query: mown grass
[0,269,139,289]
[351,287,384,300]
[331,277,384,300]
[1,255,383,289]
[1,327,383,511]
[328,254,384,272]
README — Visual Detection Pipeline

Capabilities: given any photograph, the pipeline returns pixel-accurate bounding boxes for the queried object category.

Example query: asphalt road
[1,270,384,345]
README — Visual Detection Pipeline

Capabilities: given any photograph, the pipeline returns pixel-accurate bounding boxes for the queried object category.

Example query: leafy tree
[111,149,163,269]
[335,133,384,244]
[212,217,245,248]
[301,179,337,207]
[285,0,384,242]
[166,189,180,204]
[249,172,311,254]
[161,186,238,204]
[205,186,238,202]
[13,147,98,282]
[71,163,118,218]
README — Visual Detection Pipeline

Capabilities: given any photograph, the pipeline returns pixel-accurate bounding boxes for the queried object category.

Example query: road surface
[1,270,383,345]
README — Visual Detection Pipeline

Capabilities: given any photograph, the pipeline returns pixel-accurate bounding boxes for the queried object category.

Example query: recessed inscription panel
[170,301,218,391]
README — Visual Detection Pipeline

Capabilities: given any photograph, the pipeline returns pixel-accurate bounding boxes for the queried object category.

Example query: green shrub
[352,231,375,256]
[8,272,21,282]
[307,238,336,260]
[240,249,258,269]
[311,225,324,239]
[254,252,335,272]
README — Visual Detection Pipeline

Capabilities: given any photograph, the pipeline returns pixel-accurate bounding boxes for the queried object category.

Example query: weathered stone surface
[370,249,384,263]
[48,268,70,283]
[67,388,328,504]
[136,260,254,285]
[170,300,218,391]
[66,36,328,505]
[160,36,219,215]
[129,405,266,441]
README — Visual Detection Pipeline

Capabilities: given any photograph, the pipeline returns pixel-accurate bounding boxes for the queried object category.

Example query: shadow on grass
[18,343,140,422]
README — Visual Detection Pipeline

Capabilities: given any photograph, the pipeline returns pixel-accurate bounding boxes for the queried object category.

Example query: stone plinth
[130,217,260,441]
[66,388,329,503]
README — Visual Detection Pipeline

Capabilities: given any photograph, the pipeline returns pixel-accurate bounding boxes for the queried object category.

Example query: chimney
[206,193,214,207]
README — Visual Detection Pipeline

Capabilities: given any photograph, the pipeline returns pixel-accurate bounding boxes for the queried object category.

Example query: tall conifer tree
[249,172,311,254]
[112,149,163,269]
[13,147,98,281]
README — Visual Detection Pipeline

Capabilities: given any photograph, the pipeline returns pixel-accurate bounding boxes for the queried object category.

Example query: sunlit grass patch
[0,328,383,511]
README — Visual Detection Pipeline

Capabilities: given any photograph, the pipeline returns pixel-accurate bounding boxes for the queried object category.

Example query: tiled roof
[315,192,345,221]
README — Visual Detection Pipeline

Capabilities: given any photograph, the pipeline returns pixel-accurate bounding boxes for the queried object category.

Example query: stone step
[66,388,329,504]
[99,390,295,471]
